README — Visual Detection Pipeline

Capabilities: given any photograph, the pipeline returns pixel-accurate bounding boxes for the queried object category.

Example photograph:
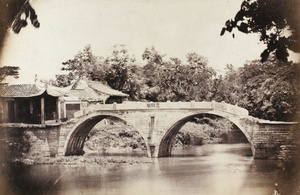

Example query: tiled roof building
[0,78,128,124]
[65,77,128,103]
[0,83,45,97]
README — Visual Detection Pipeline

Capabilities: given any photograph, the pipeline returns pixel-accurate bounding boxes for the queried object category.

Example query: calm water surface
[2,144,300,195]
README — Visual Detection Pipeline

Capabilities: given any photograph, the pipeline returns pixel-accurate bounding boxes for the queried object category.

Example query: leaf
[226,25,233,33]
[220,27,226,36]
[275,47,289,62]
[267,42,276,52]
[260,49,269,62]
[237,22,248,33]
[234,10,244,21]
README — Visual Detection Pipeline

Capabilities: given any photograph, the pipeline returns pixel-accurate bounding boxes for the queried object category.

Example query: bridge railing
[212,101,249,116]
[77,101,249,117]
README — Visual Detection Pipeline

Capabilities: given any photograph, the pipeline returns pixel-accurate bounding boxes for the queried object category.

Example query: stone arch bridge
[2,101,299,160]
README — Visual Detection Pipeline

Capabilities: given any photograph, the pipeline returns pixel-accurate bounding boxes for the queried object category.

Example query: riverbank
[9,155,153,166]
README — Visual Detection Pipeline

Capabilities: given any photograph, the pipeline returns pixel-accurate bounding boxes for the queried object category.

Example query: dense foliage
[221,0,300,62]
[219,56,300,121]
[55,45,299,122]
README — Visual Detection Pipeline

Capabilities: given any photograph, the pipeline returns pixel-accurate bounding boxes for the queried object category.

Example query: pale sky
[0,0,299,84]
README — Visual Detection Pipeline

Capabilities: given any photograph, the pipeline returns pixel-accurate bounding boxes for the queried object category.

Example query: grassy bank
[10,155,152,165]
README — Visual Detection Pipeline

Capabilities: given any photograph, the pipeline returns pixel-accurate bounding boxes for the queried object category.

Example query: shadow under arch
[158,113,254,157]
[64,114,147,156]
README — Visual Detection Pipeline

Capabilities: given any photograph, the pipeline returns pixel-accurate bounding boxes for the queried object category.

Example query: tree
[140,47,165,101]
[60,45,101,80]
[141,50,216,102]
[51,73,74,87]
[221,56,299,121]
[142,46,165,88]
[212,64,242,104]
[186,52,208,69]
[221,0,300,62]
[55,44,107,86]
[211,55,299,121]
[55,44,141,100]
[104,45,137,94]
[142,46,164,65]
[0,66,20,82]
[167,53,215,101]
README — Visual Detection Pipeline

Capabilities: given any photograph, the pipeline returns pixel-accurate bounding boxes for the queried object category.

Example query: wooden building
[61,78,128,120]
[0,82,65,124]
[0,78,128,124]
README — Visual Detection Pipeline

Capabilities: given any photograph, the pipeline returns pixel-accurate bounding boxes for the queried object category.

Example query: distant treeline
[48,45,299,122]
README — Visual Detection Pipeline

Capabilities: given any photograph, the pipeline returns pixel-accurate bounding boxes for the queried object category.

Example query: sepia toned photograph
[0,0,299,194]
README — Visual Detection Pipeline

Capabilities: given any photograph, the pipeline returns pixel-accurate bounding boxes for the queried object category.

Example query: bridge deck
[81,101,249,117]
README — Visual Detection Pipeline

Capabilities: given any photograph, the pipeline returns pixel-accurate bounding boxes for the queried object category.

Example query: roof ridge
[86,79,128,97]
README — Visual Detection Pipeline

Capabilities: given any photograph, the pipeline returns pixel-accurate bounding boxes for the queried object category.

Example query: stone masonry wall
[252,123,299,160]
[0,125,61,161]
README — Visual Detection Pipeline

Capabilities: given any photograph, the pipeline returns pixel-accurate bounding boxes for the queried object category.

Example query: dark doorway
[7,101,14,123]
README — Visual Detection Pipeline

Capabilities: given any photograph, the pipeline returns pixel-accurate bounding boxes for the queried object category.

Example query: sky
[0,0,299,84]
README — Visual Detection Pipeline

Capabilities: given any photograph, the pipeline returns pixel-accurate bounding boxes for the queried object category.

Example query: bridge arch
[157,112,254,157]
[64,113,148,156]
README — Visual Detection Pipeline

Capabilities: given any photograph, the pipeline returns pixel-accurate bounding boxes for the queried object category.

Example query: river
[1,143,299,195]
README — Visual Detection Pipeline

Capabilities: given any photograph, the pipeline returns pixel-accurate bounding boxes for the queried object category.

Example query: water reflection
[158,144,254,195]
[2,144,299,195]
[171,143,252,157]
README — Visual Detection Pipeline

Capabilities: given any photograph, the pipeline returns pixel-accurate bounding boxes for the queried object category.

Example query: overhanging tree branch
[221,0,300,62]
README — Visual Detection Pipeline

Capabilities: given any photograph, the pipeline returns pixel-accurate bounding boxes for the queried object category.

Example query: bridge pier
[148,143,156,157]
